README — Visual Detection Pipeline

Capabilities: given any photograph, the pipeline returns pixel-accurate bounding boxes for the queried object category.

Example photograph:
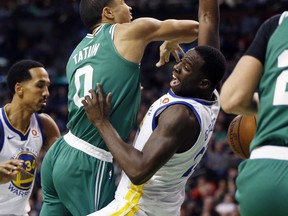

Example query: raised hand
[81,83,112,127]
[156,41,185,67]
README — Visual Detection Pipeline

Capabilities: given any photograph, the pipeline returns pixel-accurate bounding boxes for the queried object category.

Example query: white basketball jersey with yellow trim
[90,89,220,216]
[0,107,43,216]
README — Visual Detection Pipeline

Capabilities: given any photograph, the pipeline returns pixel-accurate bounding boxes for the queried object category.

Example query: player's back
[251,12,288,151]
[66,24,141,150]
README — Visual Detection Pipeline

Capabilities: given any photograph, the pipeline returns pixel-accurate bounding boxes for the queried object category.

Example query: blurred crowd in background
[0,0,287,215]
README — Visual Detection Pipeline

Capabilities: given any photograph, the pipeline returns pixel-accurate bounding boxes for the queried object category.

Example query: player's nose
[43,86,50,97]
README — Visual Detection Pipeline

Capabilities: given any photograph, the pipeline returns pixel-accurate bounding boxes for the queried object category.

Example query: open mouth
[170,74,180,87]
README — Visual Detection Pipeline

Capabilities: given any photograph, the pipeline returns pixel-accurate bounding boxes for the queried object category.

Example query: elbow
[130,177,146,185]
[220,102,237,114]
[126,170,150,185]
[220,95,241,114]
[220,97,256,115]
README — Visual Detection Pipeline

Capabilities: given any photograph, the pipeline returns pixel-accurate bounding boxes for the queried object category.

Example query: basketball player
[40,0,201,215]
[81,0,226,215]
[220,12,288,216]
[0,60,60,215]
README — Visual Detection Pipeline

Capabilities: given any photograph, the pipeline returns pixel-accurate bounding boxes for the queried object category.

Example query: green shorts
[40,135,116,216]
[236,158,288,216]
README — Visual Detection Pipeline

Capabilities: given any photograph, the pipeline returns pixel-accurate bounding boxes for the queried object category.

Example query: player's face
[109,0,132,23]
[20,67,50,113]
[170,49,205,97]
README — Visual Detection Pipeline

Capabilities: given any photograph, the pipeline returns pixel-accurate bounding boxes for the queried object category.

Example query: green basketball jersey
[66,24,141,150]
[251,13,288,150]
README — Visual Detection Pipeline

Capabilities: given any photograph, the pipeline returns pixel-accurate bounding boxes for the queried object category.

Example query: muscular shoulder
[158,104,200,152]
[38,113,55,127]
[160,104,199,127]
[38,113,60,150]
[158,104,200,137]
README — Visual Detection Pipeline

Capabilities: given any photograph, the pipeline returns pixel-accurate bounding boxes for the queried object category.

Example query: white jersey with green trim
[90,89,220,216]
[0,107,43,216]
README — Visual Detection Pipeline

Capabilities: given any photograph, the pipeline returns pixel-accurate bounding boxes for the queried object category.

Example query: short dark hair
[80,0,113,30]
[194,45,226,89]
[7,59,44,94]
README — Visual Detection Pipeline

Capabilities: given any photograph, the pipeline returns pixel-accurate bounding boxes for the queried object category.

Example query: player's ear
[15,83,24,96]
[103,7,114,19]
[199,79,211,89]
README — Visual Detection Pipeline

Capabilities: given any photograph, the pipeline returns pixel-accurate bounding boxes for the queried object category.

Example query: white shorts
[87,199,148,216]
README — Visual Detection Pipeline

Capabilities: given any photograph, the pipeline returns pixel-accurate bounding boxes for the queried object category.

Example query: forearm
[95,120,145,180]
[198,0,220,48]
[226,99,258,115]
[155,19,199,43]
[168,20,199,44]
[198,0,219,25]
[166,36,197,45]
[221,91,259,115]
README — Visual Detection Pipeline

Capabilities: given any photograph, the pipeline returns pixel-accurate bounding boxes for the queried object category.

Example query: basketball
[227,115,257,159]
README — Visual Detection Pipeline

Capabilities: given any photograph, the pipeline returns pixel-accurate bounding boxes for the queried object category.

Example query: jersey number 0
[73,65,93,108]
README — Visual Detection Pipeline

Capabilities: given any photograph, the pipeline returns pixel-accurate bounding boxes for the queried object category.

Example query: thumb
[156,59,165,67]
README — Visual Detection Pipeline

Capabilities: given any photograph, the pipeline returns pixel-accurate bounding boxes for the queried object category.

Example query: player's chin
[170,84,181,95]
[36,105,46,113]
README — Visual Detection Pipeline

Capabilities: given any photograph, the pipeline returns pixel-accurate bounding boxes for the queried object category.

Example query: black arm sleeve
[245,14,281,65]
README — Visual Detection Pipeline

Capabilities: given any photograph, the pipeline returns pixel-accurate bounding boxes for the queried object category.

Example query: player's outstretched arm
[198,0,220,48]
[115,18,198,64]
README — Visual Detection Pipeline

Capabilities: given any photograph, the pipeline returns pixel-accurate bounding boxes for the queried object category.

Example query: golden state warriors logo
[11,151,37,190]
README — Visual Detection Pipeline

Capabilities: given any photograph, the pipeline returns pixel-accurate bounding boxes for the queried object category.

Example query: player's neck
[92,24,102,35]
[4,103,32,133]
